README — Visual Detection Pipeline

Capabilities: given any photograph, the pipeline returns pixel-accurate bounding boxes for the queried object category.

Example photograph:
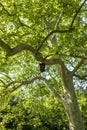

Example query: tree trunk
[62,71,85,130]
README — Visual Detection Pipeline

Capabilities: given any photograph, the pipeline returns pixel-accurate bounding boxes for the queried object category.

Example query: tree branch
[55,51,87,59]
[0,39,12,53]
[9,44,36,55]
[0,2,16,16]
[45,58,68,76]
[0,40,67,101]
[6,76,62,101]
[0,79,6,86]
[45,58,65,66]
[36,28,73,52]
[72,58,85,75]
[74,74,87,80]
[0,39,44,62]
[7,77,39,90]
[18,17,31,29]
[70,0,87,28]
[0,38,68,83]
[0,39,68,79]
[0,38,68,69]
[36,0,86,52]
[38,76,62,102]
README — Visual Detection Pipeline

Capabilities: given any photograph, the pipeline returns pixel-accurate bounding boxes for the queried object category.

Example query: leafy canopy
[0,0,87,129]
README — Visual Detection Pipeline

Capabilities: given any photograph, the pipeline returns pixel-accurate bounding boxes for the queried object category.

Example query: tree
[0,90,69,130]
[0,0,87,130]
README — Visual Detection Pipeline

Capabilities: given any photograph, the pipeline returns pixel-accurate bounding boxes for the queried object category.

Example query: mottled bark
[61,70,85,130]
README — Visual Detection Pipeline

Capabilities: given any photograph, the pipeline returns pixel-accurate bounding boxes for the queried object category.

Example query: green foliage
[77,92,87,130]
[0,89,68,130]
[0,89,87,130]
[0,0,87,130]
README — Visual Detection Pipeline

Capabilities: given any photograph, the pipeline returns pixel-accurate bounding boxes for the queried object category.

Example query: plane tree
[0,0,87,130]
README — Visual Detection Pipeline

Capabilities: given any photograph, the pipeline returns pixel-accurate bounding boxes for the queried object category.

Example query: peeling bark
[61,71,85,130]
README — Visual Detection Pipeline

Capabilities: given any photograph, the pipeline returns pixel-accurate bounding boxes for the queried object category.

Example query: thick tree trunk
[62,71,85,130]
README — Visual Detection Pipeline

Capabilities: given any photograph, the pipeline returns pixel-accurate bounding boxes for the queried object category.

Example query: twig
[0,79,6,86]
[0,2,16,16]
[18,17,31,29]
[74,74,87,80]
[72,58,85,75]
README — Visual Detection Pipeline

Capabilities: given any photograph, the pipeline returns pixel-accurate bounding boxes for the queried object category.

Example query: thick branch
[38,76,62,101]
[45,58,65,66]
[9,44,36,55]
[0,39,44,62]
[0,39,68,85]
[0,39,12,53]
[45,58,68,76]
[0,39,68,83]
[0,39,68,68]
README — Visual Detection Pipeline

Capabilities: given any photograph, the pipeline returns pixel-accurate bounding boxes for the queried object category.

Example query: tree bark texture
[61,70,85,130]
